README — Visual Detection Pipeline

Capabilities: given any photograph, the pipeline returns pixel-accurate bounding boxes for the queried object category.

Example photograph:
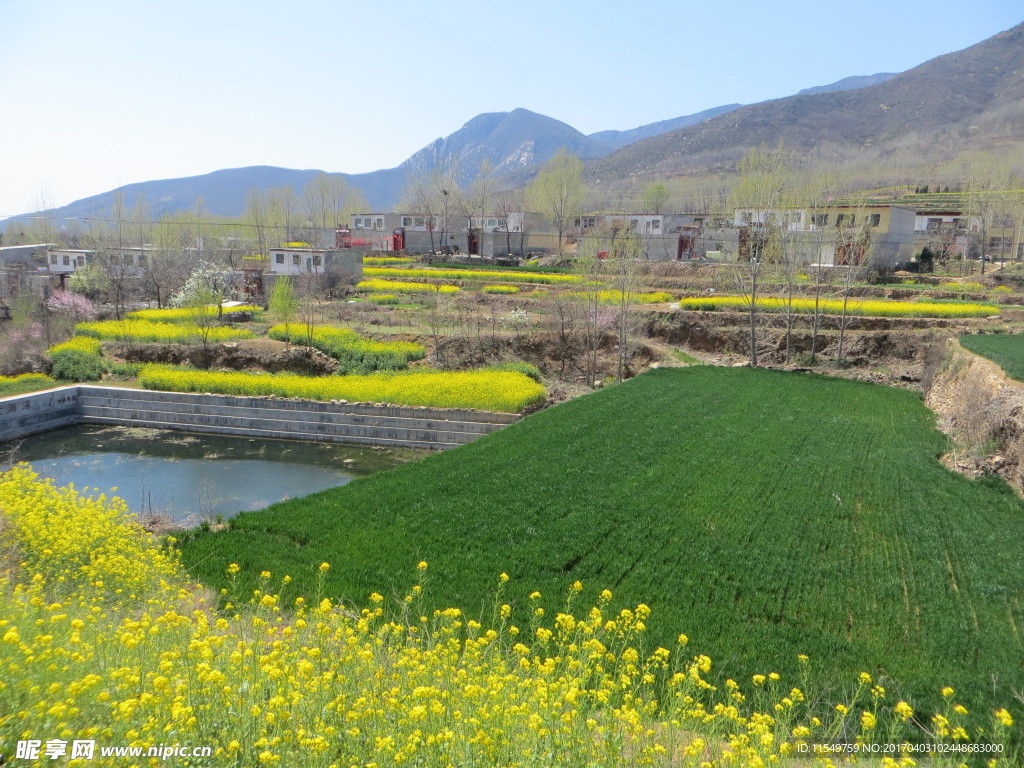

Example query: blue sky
[1,0,1021,216]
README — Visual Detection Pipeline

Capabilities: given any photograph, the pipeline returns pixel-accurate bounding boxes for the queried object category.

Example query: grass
[959,334,1024,381]
[177,367,1024,712]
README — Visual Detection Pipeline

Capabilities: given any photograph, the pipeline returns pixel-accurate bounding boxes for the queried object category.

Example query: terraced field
[178,367,1024,708]
[960,333,1024,381]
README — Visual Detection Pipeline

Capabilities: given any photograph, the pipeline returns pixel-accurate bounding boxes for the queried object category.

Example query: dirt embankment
[111,339,338,375]
[925,341,1024,493]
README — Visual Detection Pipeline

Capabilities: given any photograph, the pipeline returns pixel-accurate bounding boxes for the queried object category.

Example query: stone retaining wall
[0,386,518,450]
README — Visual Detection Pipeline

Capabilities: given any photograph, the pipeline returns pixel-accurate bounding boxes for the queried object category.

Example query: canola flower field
[572,289,676,305]
[47,336,103,356]
[0,373,57,396]
[676,296,999,318]
[363,266,583,285]
[361,256,413,265]
[959,334,1024,382]
[126,306,262,323]
[137,365,546,413]
[75,319,255,344]
[266,324,425,373]
[179,367,1024,715]
[0,465,1017,767]
[355,278,460,294]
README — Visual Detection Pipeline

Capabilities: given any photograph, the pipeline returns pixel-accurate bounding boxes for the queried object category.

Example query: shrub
[103,360,144,377]
[49,348,105,382]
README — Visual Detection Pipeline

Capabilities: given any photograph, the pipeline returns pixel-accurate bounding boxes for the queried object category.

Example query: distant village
[1,196,1020,306]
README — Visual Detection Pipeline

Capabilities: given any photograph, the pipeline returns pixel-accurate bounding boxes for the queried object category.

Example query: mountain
[401,108,606,184]
[1,109,602,231]
[796,72,897,96]
[588,23,1024,182]
[23,166,330,223]
[588,104,743,151]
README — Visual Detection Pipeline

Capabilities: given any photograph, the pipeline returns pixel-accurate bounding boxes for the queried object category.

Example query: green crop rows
[960,334,1024,381]
[178,367,1024,710]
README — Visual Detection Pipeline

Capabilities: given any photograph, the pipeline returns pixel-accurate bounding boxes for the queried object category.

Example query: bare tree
[727,144,793,366]
[527,148,587,252]
[493,188,526,258]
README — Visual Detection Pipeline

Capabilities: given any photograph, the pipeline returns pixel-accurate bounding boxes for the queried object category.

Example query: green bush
[485,361,543,382]
[50,349,104,382]
[103,360,143,377]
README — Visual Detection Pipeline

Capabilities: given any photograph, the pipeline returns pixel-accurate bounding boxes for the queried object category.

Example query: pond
[1,425,427,527]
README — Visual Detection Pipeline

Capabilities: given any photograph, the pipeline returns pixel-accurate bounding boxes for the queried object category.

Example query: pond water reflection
[1,425,427,526]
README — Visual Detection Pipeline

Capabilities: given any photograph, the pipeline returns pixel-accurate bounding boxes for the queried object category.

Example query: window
[376,218,384,229]
[312,254,322,266]
[51,255,58,264]
[62,255,70,266]
[292,254,300,265]
[811,214,828,227]
[354,218,362,228]
[693,218,704,227]
[869,214,881,227]
[275,254,284,264]
[414,217,424,227]
[401,217,411,226]
[652,219,661,230]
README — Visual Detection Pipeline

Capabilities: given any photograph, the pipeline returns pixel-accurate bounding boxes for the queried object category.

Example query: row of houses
[3,200,1020,296]
[336,203,1023,268]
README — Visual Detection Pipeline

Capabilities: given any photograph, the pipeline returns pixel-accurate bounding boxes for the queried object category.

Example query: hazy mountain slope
[589,22,1024,180]
[796,72,897,96]
[588,104,743,151]
[12,166,328,226]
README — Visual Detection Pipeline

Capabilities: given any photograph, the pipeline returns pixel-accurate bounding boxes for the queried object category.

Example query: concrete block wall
[0,386,518,450]
[0,386,82,442]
